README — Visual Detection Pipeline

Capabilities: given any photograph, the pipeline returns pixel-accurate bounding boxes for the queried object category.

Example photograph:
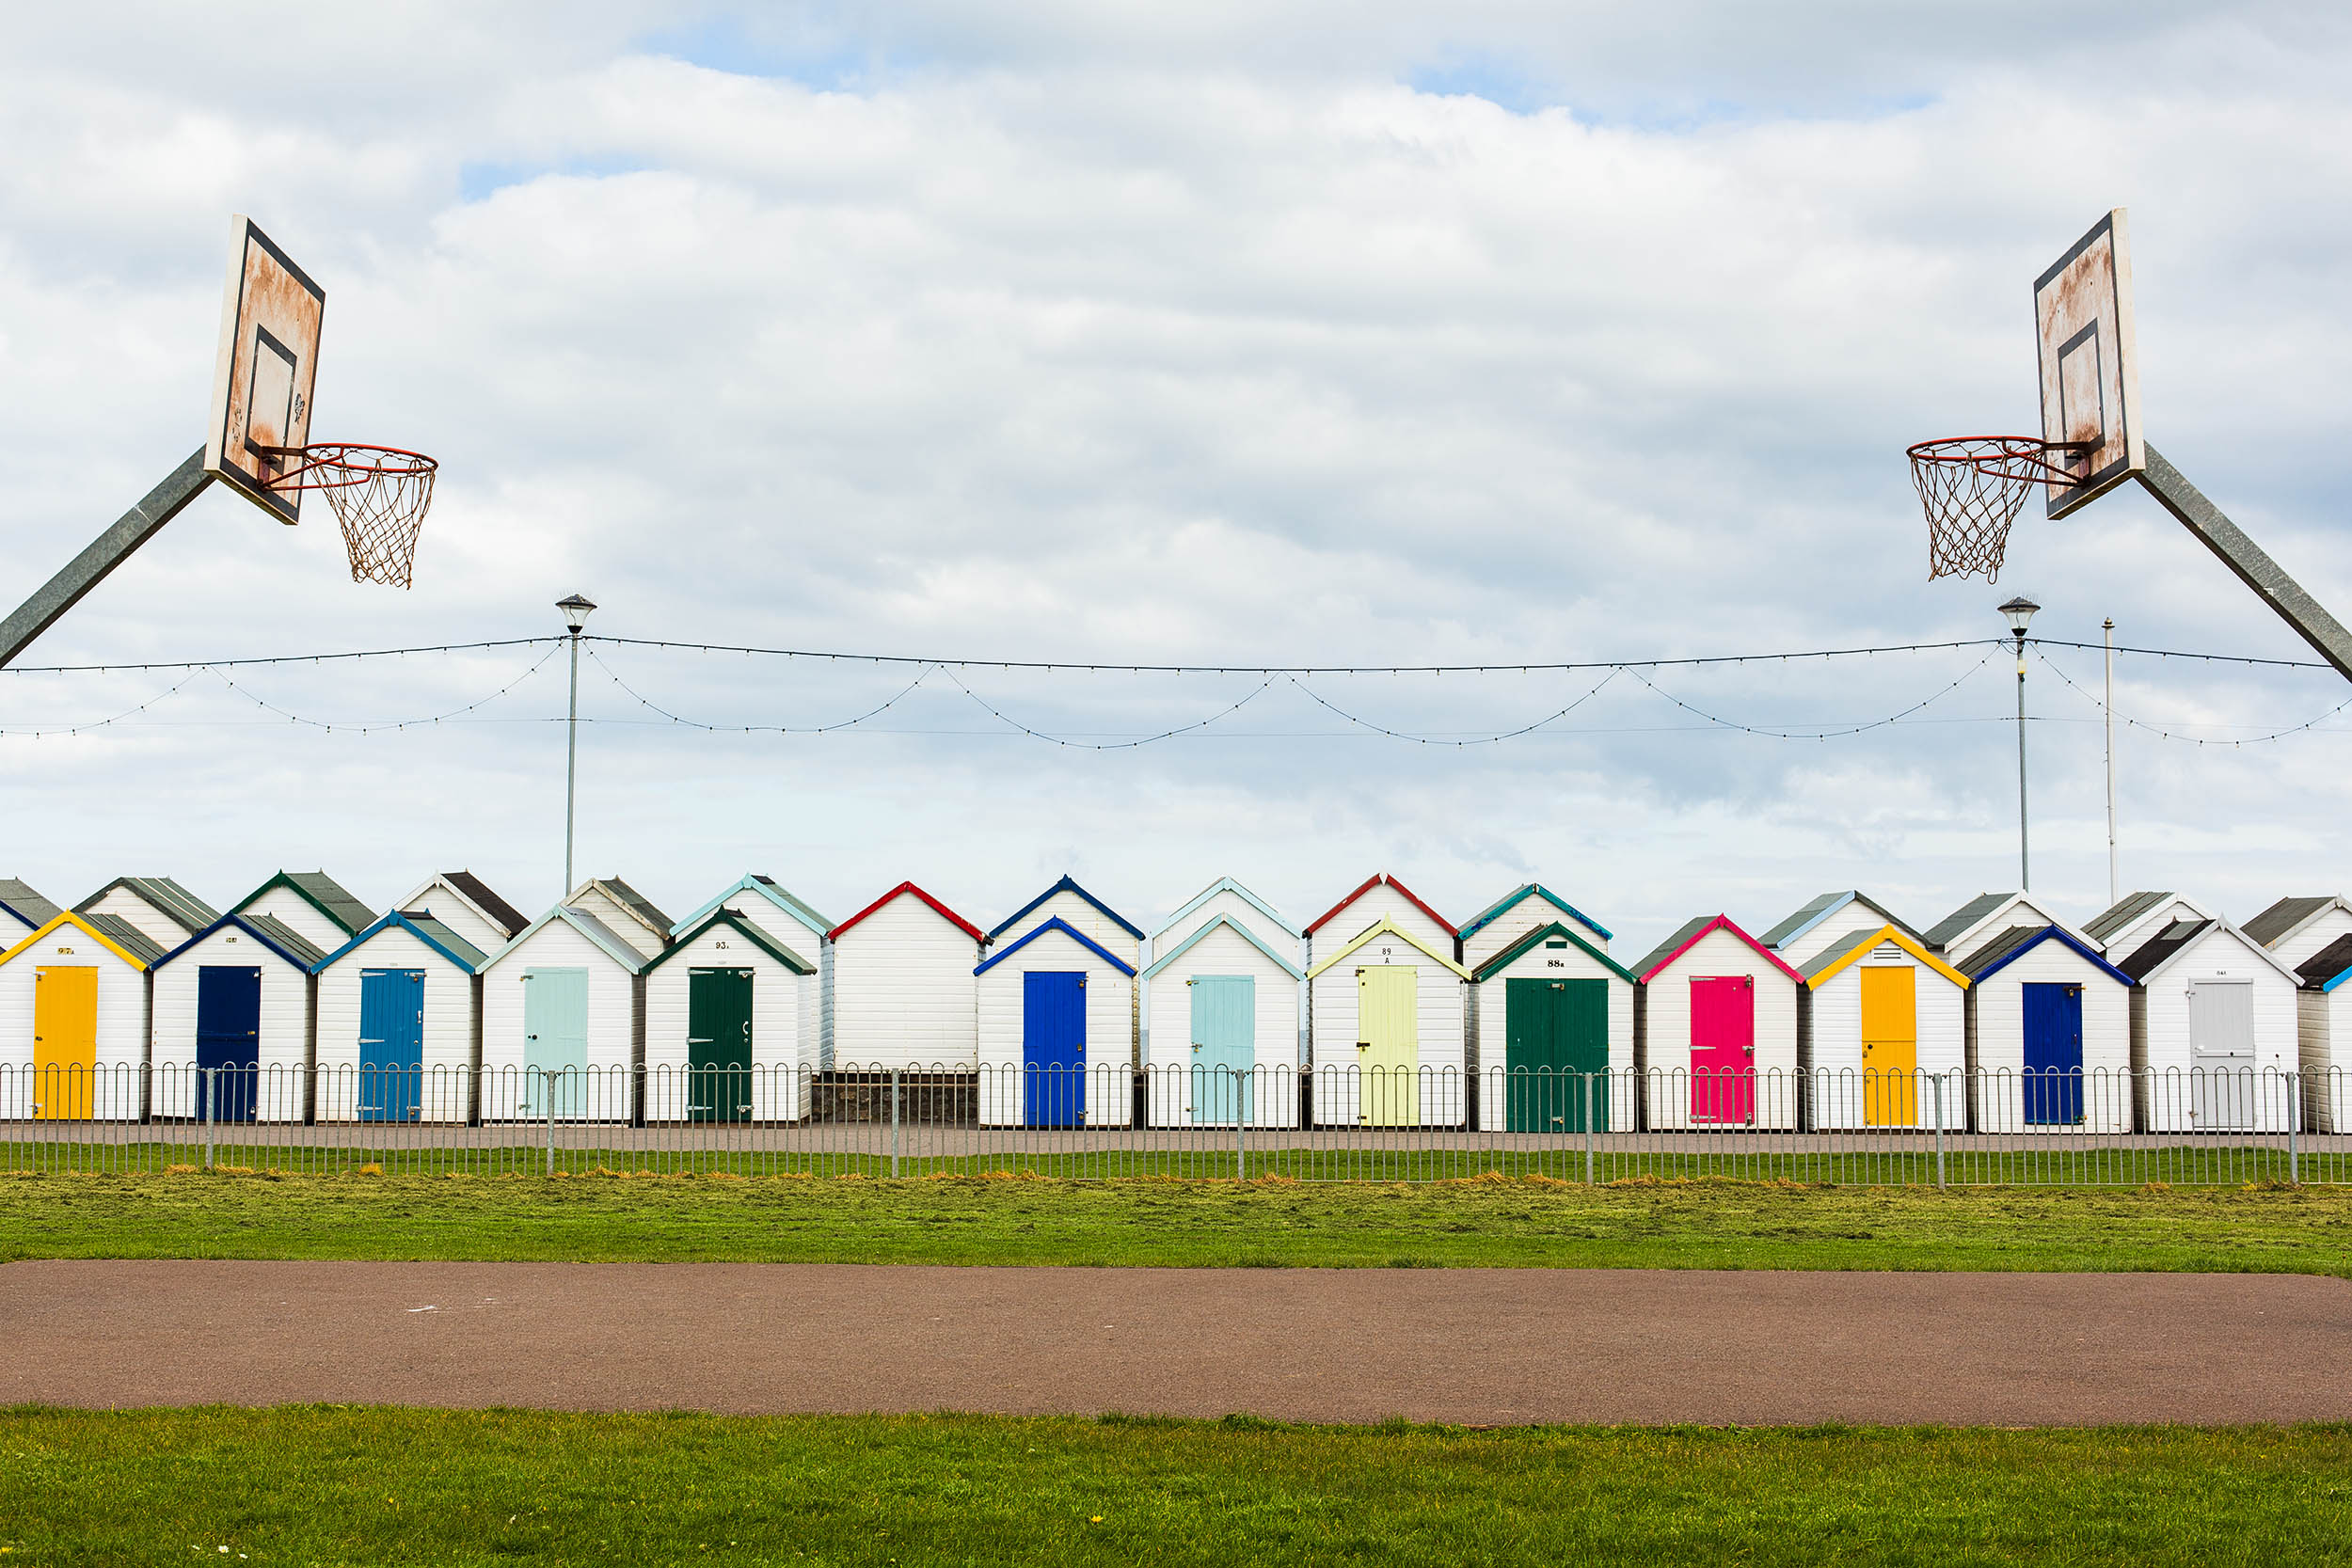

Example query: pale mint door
[1190,975,1255,1125]
[524,968,591,1118]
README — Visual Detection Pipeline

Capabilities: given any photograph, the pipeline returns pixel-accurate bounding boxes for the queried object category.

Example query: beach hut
[977,918,1136,1127]
[150,912,323,1123]
[0,911,163,1121]
[1141,879,1304,1128]
[2115,918,2298,1132]
[2246,896,2352,971]
[395,871,531,957]
[1471,921,1635,1132]
[644,907,817,1123]
[829,882,986,1070]
[1458,884,1612,969]
[229,871,374,954]
[1798,925,1967,1130]
[74,876,218,953]
[478,907,647,1122]
[1954,925,2134,1133]
[1306,918,1470,1127]
[1759,891,1920,968]
[562,876,674,962]
[312,911,486,1123]
[2293,936,2352,1132]
[1304,874,1456,969]
[0,879,62,945]
[1629,915,1804,1131]
[1921,892,2074,958]
[669,875,834,1067]
[2084,891,2215,959]
[990,875,1143,967]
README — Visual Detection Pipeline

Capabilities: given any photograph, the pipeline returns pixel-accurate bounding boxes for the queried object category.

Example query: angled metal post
[891,1067,901,1179]
[1583,1074,1595,1185]
[202,1066,215,1171]
[1933,1074,1947,1189]
[545,1068,556,1176]
[2137,447,2352,682]
[0,449,215,668]
[1234,1069,1246,1180]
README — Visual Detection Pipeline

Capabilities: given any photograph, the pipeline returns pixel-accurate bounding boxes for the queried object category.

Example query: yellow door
[1358,965,1420,1127]
[34,966,98,1122]
[1860,965,1916,1126]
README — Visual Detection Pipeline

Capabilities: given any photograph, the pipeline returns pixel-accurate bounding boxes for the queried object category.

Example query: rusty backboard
[2034,209,2142,519]
[203,216,325,524]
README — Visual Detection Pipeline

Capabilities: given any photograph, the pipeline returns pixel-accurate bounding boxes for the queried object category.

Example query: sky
[2,0,2348,959]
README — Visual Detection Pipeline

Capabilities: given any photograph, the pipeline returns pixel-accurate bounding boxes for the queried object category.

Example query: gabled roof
[1305,917,1470,980]
[2084,891,2209,948]
[0,879,62,929]
[75,876,219,935]
[830,881,987,944]
[1305,874,1456,939]
[2296,934,2352,992]
[1921,893,2028,952]
[987,874,1143,942]
[484,905,652,974]
[1457,883,1611,945]
[1140,913,1305,981]
[646,907,815,975]
[1473,920,1635,985]
[399,872,532,942]
[1960,924,2134,988]
[2115,918,2298,986]
[2245,895,2352,951]
[314,910,489,974]
[1629,914,1804,985]
[1151,877,1302,942]
[157,911,326,972]
[231,870,375,938]
[1758,891,1918,952]
[568,877,673,945]
[1800,924,1968,990]
[1,910,166,970]
[668,875,834,940]
[975,915,1136,976]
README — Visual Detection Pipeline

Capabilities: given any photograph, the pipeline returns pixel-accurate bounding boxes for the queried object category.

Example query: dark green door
[687,967,755,1124]
[1504,976,1609,1132]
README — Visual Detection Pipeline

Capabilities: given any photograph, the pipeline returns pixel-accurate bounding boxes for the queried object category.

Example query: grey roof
[2244,896,2344,950]
[234,871,375,937]
[406,913,488,970]
[0,879,61,927]
[2296,934,2352,989]
[1922,893,2014,952]
[1629,915,1716,980]
[586,877,673,942]
[2084,891,2172,946]
[2115,918,2213,981]
[1797,927,1896,982]
[82,911,167,967]
[76,876,219,934]
[443,871,530,940]
[1757,891,1918,951]
[1953,925,2041,977]
[243,912,326,968]
[749,875,835,934]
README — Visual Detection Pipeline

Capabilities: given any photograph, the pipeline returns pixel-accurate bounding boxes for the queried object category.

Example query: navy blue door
[2022,981,2084,1125]
[358,969,425,1122]
[195,965,262,1123]
[1022,971,1087,1129]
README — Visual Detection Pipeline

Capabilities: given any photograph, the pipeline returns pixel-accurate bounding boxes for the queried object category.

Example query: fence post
[2288,1070,2299,1185]
[1235,1068,1246,1181]
[891,1066,901,1179]
[545,1069,556,1177]
[202,1065,215,1171]
[1932,1073,1947,1190]
[1583,1073,1595,1186]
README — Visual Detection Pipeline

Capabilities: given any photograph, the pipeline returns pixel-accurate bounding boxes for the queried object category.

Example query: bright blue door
[358,968,425,1122]
[1022,971,1087,1128]
[2022,981,2084,1125]
[1190,975,1255,1125]
[195,965,262,1123]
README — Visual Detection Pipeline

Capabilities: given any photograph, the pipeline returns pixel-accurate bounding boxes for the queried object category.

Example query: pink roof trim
[829,880,987,944]
[1305,873,1457,938]
[1636,914,1804,985]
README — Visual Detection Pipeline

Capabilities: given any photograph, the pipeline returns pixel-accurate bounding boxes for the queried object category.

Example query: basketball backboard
[2035,209,2142,518]
[204,216,325,524]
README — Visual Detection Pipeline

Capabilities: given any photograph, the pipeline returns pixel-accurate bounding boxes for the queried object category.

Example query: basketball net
[262,444,438,589]
[1906,436,2084,582]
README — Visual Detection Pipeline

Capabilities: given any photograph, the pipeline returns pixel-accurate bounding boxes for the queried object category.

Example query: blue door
[195,965,262,1123]
[358,968,425,1122]
[1022,971,1087,1128]
[2022,981,2084,1125]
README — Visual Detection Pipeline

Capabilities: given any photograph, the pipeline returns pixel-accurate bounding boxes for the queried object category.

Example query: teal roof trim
[667,874,834,940]
[313,911,488,975]
[1458,883,1612,944]
[484,905,651,975]
[1150,878,1303,942]
[1141,913,1305,981]
[646,909,816,975]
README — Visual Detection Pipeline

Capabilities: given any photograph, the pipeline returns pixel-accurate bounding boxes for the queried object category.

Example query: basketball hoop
[260,443,438,589]
[1907,436,2092,582]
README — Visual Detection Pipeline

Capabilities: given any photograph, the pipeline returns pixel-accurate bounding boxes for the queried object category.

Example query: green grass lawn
[2,1406,2346,1566]
[3,1170,2348,1274]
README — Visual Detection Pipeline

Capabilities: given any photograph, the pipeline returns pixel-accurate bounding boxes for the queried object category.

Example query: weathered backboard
[204,216,325,524]
[2035,209,2142,518]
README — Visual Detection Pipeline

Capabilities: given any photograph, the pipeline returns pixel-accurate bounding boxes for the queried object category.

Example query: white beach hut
[2084,891,2216,959]
[1304,874,1457,970]
[829,882,987,1070]
[312,911,486,1123]
[150,912,324,1123]
[669,875,834,1068]
[644,907,816,1123]
[1142,879,1305,1129]
[1953,925,2135,1133]
[0,879,63,946]
[479,907,646,1123]
[2115,918,2299,1132]
[2246,896,2352,971]
[1457,883,1612,970]
[2293,936,2352,1132]
[977,918,1136,1127]
[396,871,532,957]
[1306,917,1470,1127]
[1759,891,1921,968]
[1629,915,1804,1131]
[75,876,219,953]
[0,911,163,1121]
[1471,921,1634,1132]
[229,871,375,953]
[1798,924,1967,1130]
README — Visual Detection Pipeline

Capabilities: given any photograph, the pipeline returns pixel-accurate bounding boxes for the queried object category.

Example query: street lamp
[557,594,596,895]
[1998,594,2039,891]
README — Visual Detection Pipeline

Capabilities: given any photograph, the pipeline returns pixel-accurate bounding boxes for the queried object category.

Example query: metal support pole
[1583,1074,1595,1185]
[564,628,582,895]
[2288,1072,2299,1185]
[2014,630,2030,892]
[2137,446,2352,683]
[2104,618,2119,907]
[1235,1069,1246,1180]
[0,449,215,669]
[545,1068,556,1176]
[890,1067,901,1179]
[202,1066,215,1171]
[1933,1075,1947,1190]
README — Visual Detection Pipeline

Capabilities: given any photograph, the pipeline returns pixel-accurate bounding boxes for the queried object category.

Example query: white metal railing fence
[0,1063,2344,1185]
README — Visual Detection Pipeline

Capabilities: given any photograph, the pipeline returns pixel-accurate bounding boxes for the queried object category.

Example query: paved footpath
[4,1261,2346,1426]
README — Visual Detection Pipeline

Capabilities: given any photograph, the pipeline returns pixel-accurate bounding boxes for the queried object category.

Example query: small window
[1545,940,1568,949]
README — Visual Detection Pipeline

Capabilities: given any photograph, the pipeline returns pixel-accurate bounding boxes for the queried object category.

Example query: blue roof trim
[1140,913,1305,981]
[2323,969,2352,994]
[986,874,1144,942]
[1152,877,1303,942]
[311,910,487,975]
[1968,924,2135,989]
[1457,883,1612,944]
[156,912,320,973]
[975,915,1137,976]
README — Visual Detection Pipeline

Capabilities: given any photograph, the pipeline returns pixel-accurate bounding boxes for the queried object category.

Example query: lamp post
[1999,595,2039,891]
[557,594,596,895]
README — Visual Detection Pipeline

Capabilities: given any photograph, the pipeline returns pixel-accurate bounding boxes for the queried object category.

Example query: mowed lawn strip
[3,1173,2348,1274]
[3,1407,2348,1567]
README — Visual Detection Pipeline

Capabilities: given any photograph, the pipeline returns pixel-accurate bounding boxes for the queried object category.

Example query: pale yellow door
[34,966,98,1122]
[1860,965,1917,1126]
[1358,965,1420,1127]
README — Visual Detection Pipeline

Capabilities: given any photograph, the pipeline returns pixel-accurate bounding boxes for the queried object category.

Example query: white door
[2188,981,2255,1130]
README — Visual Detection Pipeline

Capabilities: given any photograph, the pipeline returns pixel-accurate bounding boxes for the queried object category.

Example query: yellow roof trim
[0,911,151,971]
[1305,917,1470,980]
[1805,923,1968,990]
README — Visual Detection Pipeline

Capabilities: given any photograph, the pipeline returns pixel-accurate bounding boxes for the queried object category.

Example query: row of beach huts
[1,868,2347,1133]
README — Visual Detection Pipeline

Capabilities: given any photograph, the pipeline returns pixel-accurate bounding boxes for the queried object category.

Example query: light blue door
[1190,975,1255,1125]
[524,968,590,1118]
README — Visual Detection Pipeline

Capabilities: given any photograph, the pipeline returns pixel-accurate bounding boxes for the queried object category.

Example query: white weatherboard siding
[2296,989,2352,1132]
[401,887,508,958]
[1311,890,1452,968]
[977,932,1134,1127]
[1775,905,1899,969]
[2100,897,2208,958]
[0,936,149,1120]
[713,899,828,1070]
[1144,923,1302,1128]
[1156,890,1293,958]
[238,886,352,952]
[80,887,193,952]
[480,925,637,1122]
[1642,928,1801,1132]
[1804,957,1964,1130]
[832,898,978,1069]
[2274,908,2352,971]
[996,890,1140,968]
[1967,946,2132,1133]
[151,929,311,1122]
[2132,929,2297,1132]
[1471,942,1632,1133]
[315,927,476,1123]
[568,887,665,960]
[1310,944,1466,1127]
[1463,897,1603,973]
[644,927,810,1123]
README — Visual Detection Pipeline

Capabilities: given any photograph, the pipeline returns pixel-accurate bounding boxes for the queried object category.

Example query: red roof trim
[1304,873,1456,938]
[828,880,986,944]
[1637,914,1805,986]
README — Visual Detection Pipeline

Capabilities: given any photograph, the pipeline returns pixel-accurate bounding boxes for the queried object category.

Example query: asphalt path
[3,1261,2344,1425]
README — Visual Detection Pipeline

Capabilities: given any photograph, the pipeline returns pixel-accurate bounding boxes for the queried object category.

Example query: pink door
[1689,975,1755,1124]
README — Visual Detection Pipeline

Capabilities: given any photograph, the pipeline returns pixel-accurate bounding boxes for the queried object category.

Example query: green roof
[233,870,376,937]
